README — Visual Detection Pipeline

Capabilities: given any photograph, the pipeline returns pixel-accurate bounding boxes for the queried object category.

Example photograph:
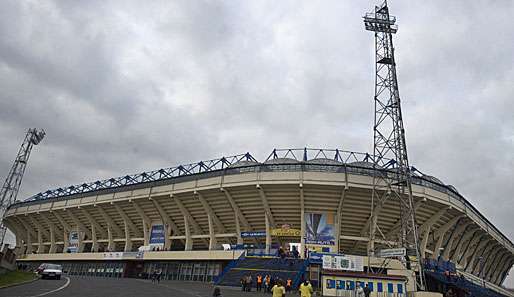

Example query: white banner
[322,254,364,272]
[377,248,406,258]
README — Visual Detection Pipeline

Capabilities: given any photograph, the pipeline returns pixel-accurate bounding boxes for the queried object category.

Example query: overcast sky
[1,0,513,286]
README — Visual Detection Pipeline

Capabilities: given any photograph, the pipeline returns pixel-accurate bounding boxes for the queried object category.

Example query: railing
[7,148,513,250]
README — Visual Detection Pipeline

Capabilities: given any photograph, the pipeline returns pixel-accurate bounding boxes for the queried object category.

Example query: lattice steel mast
[0,128,45,247]
[364,1,425,289]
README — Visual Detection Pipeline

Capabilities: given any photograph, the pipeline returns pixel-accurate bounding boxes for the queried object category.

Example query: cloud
[0,0,513,286]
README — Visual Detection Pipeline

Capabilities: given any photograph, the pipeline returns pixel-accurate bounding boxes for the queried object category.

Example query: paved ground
[0,276,290,297]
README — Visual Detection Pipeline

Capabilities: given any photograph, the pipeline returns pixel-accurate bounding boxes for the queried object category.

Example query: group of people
[150,269,162,283]
[239,274,313,296]
[355,283,371,297]
[278,246,300,259]
[266,280,313,297]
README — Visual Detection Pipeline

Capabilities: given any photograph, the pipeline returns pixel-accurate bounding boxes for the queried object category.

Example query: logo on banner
[149,224,165,247]
[305,213,335,245]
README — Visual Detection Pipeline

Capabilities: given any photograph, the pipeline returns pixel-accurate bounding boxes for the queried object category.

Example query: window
[397,283,403,294]
[367,282,374,291]
[387,283,394,293]
[326,279,335,289]
[346,280,355,290]
[336,280,345,290]
[377,282,383,292]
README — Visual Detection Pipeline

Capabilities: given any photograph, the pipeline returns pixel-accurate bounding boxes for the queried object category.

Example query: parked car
[36,263,63,279]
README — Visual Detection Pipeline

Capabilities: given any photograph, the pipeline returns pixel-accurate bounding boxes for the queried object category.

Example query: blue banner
[305,213,335,245]
[149,224,165,245]
[241,231,266,238]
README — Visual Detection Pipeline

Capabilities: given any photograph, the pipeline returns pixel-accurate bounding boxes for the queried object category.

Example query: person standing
[299,280,313,297]
[272,280,286,297]
[256,274,263,292]
[265,274,271,293]
[247,274,253,292]
[286,278,292,293]
[356,283,365,297]
[212,287,223,297]
[363,284,371,297]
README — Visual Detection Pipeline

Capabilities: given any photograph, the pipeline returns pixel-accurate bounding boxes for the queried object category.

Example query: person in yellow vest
[256,274,263,292]
[272,279,286,297]
[299,280,313,297]
[286,278,292,292]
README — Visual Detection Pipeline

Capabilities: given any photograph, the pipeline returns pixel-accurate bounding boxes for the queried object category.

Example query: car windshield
[46,264,62,270]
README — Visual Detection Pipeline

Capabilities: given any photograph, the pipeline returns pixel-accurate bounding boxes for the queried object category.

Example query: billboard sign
[68,231,79,253]
[305,213,335,245]
[322,254,364,272]
[149,224,165,247]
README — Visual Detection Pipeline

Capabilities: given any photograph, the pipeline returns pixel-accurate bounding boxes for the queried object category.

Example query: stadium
[3,148,514,296]
[1,2,513,297]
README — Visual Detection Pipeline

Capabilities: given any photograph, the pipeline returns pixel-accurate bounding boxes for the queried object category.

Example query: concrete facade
[4,165,514,287]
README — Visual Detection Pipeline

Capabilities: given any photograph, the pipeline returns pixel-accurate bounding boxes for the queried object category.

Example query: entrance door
[125,261,144,278]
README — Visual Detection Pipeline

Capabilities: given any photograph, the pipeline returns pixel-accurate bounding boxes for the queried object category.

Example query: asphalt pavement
[0,276,280,297]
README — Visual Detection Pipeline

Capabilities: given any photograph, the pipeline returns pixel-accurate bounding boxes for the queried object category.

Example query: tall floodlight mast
[0,128,45,247]
[363,1,425,289]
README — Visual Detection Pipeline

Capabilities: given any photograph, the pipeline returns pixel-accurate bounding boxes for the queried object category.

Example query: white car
[36,263,63,280]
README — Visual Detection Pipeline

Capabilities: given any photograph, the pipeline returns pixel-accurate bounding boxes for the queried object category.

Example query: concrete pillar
[37,228,44,254]
[452,229,476,263]
[184,215,192,251]
[123,220,132,252]
[208,214,217,250]
[493,257,512,284]
[473,244,497,275]
[458,232,481,265]
[62,230,69,253]
[265,213,271,255]
[76,229,85,253]
[485,251,508,281]
[142,219,149,246]
[25,227,33,254]
[442,223,468,260]
[107,225,115,252]
[465,238,488,271]
[235,211,243,245]
[300,187,306,258]
[165,224,172,251]
[48,224,56,254]
[91,224,99,252]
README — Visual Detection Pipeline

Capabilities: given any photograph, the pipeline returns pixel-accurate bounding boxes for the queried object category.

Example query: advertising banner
[149,224,165,247]
[322,254,364,272]
[270,228,301,237]
[68,231,79,253]
[240,231,267,238]
[377,247,406,258]
[305,212,335,245]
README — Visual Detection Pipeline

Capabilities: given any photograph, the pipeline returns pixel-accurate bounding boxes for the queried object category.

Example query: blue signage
[241,231,266,238]
[149,225,165,245]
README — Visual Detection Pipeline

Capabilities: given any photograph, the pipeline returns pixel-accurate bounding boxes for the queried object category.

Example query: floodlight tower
[0,128,45,247]
[364,1,425,289]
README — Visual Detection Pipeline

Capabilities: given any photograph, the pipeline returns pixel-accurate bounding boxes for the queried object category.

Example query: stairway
[216,256,307,289]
